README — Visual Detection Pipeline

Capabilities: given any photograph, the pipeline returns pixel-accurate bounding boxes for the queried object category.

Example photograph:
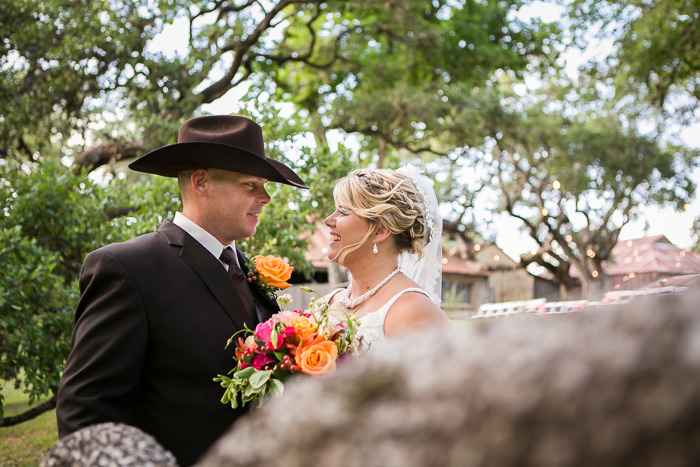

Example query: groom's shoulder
[107,230,165,251]
[89,227,171,263]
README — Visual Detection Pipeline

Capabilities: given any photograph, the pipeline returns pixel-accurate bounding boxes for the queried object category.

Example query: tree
[474,83,697,297]
[1,0,556,171]
[0,159,126,424]
[0,0,172,161]
[249,0,558,167]
[561,0,700,123]
[691,217,700,253]
[0,227,74,423]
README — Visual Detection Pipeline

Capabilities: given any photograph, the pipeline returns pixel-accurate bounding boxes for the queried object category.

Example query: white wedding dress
[326,287,430,348]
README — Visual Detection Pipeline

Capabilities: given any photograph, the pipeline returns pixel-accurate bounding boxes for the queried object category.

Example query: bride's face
[324,204,371,264]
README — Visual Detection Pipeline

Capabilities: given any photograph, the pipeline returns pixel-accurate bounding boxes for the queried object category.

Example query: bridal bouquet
[214,292,366,409]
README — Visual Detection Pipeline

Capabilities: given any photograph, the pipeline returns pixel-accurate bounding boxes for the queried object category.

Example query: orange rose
[295,337,338,376]
[254,255,293,289]
[291,315,317,343]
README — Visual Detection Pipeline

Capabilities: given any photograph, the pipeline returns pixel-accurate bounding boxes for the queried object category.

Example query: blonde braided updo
[332,168,428,263]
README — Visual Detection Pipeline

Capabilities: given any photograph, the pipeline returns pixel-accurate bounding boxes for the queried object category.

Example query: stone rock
[198,287,700,467]
[42,422,178,466]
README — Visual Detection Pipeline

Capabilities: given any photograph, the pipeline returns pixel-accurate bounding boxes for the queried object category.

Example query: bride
[324,166,451,345]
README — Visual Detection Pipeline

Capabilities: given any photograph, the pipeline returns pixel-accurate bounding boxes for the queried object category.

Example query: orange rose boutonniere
[247,255,293,300]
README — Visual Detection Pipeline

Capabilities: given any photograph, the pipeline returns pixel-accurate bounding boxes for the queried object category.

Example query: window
[442,281,473,305]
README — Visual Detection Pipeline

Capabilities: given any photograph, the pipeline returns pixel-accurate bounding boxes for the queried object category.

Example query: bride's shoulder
[392,288,439,310]
[384,288,451,337]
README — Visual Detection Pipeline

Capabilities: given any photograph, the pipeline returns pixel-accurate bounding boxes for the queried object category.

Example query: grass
[0,385,57,467]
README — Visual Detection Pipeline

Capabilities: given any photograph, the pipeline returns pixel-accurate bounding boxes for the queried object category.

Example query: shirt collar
[173,212,235,260]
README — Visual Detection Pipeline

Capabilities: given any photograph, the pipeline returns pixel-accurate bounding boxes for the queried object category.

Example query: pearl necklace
[339,268,400,309]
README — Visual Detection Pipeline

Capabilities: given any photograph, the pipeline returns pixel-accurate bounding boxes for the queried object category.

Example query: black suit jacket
[56,221,279,466]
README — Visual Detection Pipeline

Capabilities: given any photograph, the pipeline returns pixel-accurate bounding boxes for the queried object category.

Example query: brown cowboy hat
[129,115,308,189]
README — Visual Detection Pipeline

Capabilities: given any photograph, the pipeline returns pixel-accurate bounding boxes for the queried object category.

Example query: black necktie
[220,247,257,328]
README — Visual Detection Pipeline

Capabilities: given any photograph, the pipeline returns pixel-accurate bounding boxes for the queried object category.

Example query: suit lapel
[158,221,253,332]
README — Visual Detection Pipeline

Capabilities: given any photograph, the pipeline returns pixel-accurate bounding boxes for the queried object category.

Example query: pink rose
[273,310,300,327]
[255,320,275,343]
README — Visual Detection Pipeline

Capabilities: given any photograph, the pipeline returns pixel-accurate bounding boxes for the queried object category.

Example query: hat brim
[128,142,309,189]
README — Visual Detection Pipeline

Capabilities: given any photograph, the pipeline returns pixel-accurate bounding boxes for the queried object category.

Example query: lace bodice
[326,287,430,348]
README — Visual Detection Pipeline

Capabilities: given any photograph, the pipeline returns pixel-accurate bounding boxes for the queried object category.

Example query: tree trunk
[580,275,605,301]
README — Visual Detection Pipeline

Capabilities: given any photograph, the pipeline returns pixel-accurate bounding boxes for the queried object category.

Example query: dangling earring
[373,243,379,254]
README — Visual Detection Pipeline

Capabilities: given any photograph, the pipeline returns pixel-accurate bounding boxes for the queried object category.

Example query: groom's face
[202,169,271,243]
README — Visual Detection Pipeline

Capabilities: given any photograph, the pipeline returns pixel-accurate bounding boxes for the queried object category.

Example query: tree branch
[0,394,56,427]
[200,0,321,102]
[73,140,146,173]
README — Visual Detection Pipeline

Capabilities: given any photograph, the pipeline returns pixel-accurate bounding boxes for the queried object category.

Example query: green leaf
[234,367,256,380]
[249,370,272,389]
[268,378,285,398]
[243,384,261,398]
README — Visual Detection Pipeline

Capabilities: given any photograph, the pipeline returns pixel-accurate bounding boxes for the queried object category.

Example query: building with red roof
[603,235,700,291]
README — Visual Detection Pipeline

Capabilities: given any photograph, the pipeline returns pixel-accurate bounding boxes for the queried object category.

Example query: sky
[150,2,700,261]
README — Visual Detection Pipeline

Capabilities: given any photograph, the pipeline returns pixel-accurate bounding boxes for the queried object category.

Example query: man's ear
[374,223,391,243]
[190,169,209,196]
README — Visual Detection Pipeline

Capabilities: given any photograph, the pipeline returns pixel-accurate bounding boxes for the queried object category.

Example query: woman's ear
[374,223,391,243]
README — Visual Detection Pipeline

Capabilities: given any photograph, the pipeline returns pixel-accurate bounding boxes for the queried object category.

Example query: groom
[56,115,308,466]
